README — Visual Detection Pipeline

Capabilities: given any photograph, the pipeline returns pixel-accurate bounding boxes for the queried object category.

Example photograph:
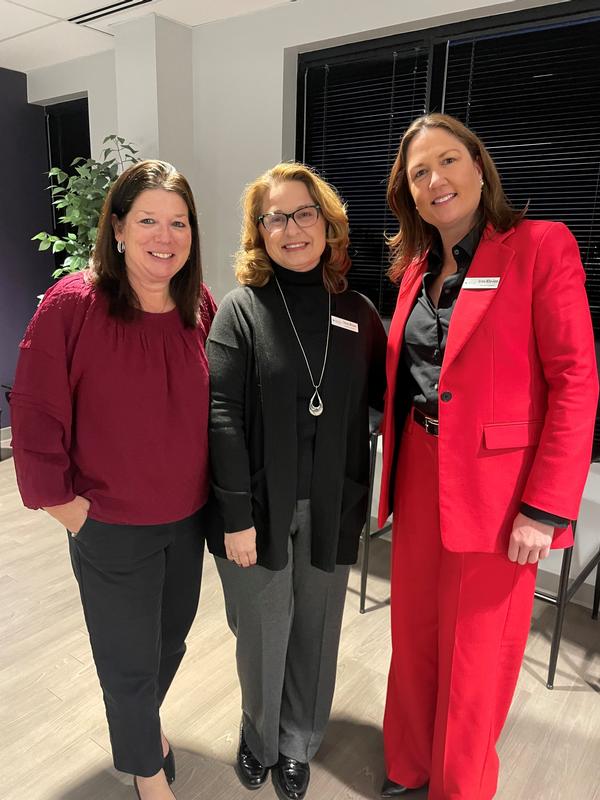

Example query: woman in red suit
[378,113,598,799]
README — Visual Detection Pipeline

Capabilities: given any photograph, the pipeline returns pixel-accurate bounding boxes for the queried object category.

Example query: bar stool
[534,518,600,689]
[359,424,600,689]
[359,410,391,613]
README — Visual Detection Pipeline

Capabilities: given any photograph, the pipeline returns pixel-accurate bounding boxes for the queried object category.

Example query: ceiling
[0,0,293,72]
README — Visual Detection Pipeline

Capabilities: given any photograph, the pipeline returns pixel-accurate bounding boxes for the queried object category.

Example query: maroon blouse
[10,272,216,525]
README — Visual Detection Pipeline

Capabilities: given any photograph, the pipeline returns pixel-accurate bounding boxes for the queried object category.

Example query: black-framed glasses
[258,204,321,233]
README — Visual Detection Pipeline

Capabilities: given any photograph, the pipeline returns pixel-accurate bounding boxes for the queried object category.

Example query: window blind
[444,20,600,333]
[443,19,600,454]
[300,46,430,315]
[298,13,600,455]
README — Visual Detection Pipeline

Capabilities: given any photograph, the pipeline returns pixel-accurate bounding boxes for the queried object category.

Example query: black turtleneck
[272,262,329,498]
[206,264,388,570]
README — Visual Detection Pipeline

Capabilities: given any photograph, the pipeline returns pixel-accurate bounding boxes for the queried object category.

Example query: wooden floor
[1,451,599,800]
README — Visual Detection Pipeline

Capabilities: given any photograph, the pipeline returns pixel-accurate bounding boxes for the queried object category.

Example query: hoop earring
[117,240,125,254]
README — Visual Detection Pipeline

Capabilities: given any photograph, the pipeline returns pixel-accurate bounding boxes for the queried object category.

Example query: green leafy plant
[33,135,140,279]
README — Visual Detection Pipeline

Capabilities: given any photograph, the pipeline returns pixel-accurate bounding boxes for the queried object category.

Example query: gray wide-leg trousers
[215,500,350,767]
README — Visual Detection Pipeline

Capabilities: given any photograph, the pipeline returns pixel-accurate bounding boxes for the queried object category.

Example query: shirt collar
[427,218,485,275]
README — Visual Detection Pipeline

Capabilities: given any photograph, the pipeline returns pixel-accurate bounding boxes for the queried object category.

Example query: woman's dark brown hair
[387,113,526,281]
[91,159,203,327]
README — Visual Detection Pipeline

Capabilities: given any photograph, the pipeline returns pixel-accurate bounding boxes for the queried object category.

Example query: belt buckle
[424,416,435,435]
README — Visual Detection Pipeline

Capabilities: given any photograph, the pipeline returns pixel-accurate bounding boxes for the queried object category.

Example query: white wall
[155,17,195,181]
[192,0,597,600]
[192,0,565,298]
[27,50,117,160]
[113,15,159,159]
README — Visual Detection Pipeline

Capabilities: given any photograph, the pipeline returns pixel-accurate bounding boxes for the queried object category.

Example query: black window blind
[299,12,600,456]
[443,20,600,333]
[300,46,430,315]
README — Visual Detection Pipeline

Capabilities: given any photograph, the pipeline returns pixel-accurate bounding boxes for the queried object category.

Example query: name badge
[463,277,500,290]
[331,315,358,333]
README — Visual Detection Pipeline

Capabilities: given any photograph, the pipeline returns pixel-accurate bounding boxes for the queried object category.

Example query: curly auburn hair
[234,162,351,294]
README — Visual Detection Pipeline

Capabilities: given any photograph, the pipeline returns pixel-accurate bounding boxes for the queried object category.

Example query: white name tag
[331,315,358,333]
[463,277,500,290]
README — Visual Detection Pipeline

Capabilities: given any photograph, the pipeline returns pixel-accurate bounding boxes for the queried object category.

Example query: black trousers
[68,510,205,776]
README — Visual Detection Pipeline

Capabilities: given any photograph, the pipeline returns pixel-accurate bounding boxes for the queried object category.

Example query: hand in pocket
[43,496,91,535]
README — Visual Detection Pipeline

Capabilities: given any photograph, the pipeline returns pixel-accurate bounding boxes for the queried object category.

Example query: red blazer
[378,220,599,553]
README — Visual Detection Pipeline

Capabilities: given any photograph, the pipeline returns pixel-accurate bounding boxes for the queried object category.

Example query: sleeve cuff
[520,502,570,529]
[213,484,254,533]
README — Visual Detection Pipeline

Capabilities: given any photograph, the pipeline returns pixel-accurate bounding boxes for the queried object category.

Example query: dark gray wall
[0,67,54,429]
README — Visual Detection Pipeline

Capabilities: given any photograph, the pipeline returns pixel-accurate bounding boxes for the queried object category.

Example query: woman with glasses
[206,162,386,800]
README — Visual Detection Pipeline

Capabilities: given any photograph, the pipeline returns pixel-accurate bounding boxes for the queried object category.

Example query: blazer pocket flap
[484,420,543,450]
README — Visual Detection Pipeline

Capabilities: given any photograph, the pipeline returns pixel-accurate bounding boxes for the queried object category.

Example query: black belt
[413,407,439,436]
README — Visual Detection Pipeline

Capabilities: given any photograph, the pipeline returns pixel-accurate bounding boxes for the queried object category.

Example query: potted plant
[33,135,139,280]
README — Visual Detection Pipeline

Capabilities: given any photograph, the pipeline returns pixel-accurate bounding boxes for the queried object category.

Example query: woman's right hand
[225,527,257,568]
[43,495,91,535]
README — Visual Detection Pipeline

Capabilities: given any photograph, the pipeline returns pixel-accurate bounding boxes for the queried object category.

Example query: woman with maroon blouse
[10,160,216,800]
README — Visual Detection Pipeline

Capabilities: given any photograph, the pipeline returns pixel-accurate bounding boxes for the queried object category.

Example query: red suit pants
[384,416,538,799]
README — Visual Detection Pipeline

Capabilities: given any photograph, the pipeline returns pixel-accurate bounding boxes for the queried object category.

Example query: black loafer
[272,755,310,800]
[381,776,427,796]
[163,747,176,785]
[236,724,269,789]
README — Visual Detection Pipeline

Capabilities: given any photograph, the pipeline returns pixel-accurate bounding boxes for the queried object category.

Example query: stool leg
[359,433,378,614]
[546,546,573,689]
[359,519,371,614]
[592,556,600,621]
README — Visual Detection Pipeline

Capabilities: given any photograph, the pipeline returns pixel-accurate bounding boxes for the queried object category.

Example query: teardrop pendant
[309,389,324,417]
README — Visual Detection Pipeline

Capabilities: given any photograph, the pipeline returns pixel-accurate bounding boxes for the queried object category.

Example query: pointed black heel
[163,747,176,785]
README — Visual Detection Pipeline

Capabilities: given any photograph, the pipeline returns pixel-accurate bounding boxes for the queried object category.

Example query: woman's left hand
[225,526,257,568]
[508,513,554,564]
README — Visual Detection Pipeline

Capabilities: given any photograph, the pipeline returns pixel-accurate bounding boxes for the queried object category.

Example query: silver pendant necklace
[274,276,331,417]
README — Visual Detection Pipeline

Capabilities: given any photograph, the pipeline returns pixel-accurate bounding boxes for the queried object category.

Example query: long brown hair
[387,113,526,281]
[91,159,203,327]
[234,162,350,294]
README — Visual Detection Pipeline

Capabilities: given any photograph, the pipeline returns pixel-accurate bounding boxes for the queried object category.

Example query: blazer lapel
[386,260,425,393]
[443,226,515,372]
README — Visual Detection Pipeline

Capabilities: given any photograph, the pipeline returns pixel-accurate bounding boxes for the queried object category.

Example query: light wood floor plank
[1,455,598,799]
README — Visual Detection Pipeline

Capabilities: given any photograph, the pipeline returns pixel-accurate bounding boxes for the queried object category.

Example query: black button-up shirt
[399,224,569,529]
[402,224,481,419]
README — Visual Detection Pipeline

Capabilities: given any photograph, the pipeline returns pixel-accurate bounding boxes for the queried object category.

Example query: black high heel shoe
[380,777,427,796]
[133,765,176,799]
[163,747,176,785]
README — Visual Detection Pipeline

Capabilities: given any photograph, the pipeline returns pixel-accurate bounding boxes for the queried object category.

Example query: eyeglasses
[258,204,321,233]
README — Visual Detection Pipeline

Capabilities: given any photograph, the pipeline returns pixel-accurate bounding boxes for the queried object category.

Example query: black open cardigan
[206,278,386,572]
